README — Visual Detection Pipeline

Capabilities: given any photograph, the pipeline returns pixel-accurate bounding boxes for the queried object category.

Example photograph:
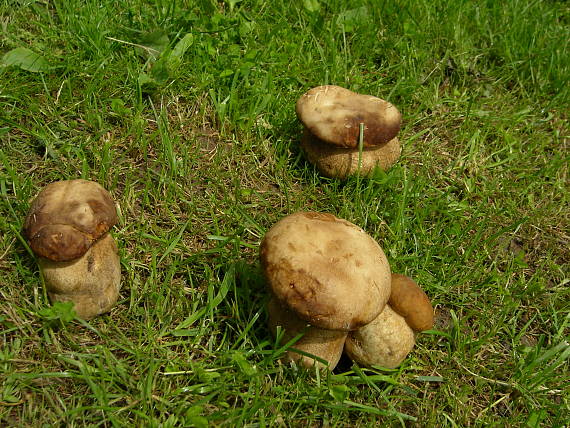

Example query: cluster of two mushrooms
[296,85,403,179]
[261,212,433,370]
[24,179,121,320]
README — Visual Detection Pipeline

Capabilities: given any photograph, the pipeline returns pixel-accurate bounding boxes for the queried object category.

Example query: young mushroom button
[24,179,121,320]
[345,305,416,369]
[389,273,434,332]
[345,273,434,369]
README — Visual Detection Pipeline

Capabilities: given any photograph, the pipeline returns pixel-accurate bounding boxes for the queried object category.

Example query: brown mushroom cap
[39,233,121,319]
[260,211,392,331]
[267,297,347,370]
[389,273,434,332]
[345,305,415,369]
[295,85,401,148]
[24,179,118,262]
[301,129,401,179]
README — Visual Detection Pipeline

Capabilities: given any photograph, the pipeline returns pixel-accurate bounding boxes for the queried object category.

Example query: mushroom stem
[267,298,347,370]
[39,233,121,319]
[300,130,401,179]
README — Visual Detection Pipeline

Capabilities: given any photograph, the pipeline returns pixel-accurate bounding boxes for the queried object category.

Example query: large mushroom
[296,85,402,178]
[345,273,434,368]
[261,212,434,371]
[24,179,121,319]
[260,211,392,369]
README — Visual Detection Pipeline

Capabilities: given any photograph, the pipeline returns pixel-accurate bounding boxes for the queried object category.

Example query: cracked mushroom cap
[389,273,434,332]
[295,85,401,148]
[260,211,392,331]
[24,179,118,262]
[300,129,401,179]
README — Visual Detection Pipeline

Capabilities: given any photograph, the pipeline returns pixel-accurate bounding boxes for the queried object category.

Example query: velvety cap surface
[260,211,391,331]
[295,85,401,148]
[25,179,117,261]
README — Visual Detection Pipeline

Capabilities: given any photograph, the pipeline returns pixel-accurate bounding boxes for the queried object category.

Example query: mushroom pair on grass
[24,179,121,320]
[296,85,402,179]
[261,211,433,370]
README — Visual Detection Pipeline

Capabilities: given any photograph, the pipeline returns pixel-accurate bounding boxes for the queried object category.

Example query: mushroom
[345,273,434,368]
[260,211,392,369]
[24,179,121,319]
[344,305,415,369]
[296,85,402,178]
[389,273,434,332]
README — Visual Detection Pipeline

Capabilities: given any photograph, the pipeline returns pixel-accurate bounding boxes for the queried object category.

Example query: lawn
[0,0,568,426]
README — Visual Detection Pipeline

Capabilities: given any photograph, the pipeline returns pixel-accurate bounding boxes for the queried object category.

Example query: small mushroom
[260,211,392,369]
[296,85,402,178]
[344,305,415,369]
[345,273,433,369]
[24,179,121,319]
[389,273,434,332]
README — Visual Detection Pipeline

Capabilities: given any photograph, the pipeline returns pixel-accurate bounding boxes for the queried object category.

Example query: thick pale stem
[39,233,121,319]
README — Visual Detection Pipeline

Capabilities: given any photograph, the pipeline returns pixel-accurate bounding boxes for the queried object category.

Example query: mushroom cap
[267,297,347,370]
[345,305,415,369]
[40,233,121,319]
[295,85,401,148]
[301,129,401,179]
[260,211,392,331]
[389,273,434,332]
[24,179,118,262]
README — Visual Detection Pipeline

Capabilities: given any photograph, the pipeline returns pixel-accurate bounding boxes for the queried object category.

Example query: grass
[1,0,568,425]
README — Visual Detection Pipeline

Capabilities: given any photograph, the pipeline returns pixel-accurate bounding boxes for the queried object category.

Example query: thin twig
[358,122,364,173]
[106,36,160,58]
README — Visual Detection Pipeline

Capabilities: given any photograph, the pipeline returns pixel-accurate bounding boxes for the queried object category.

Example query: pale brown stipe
[301,129,401,179]
[25,179,121,319]
[260,211,392,331]
[267,297,347,370]
[24,179,118,261]
[40,234,121,320]
[389,273,434,332]
[295,85,401,148]
[345,305,415,369]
